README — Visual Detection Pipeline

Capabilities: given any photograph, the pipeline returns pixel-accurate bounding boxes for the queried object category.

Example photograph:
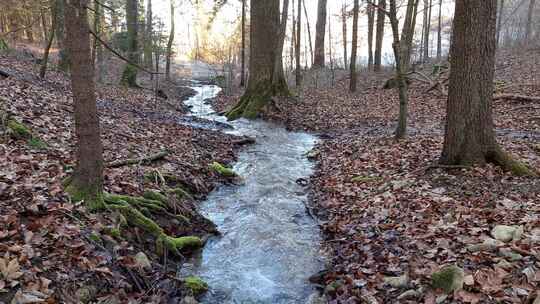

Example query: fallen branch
[232,137,256,145]
[107,151,169,168]
[493,94,540,103]
[0,69,10,78]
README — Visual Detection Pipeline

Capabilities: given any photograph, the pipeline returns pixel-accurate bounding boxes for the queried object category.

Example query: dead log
[0,69,10,78]
[493,94,540,103]
[107,151,169,168]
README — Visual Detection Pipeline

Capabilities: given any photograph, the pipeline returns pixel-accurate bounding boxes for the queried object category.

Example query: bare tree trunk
[121,0,139,87]
[436,0,442,60]
[525,0,536,43]
[39,0,56,79]
[313,0,327,67]
[341,2,348,69]
[367,2,375,71]
[296,0,302,86]
[441,0,535,176]
[226,0,288,120]
[144,0,153,70]
[303,0,314,65]
[64,0,105,210]
[240,0,246,87]
[272,0,289,88]
[165,0,175,80]
[423,0,432,61]
[290,0,296,72]
[374,0,386,71]
[349,0,359,92]
[56,0,69,72]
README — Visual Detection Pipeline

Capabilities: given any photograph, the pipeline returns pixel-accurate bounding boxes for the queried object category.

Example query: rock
[499,248,523,261]
[495,259,514,269]
[183,276,208,296]
[431,265,465,293]
[467,238,504,252]
[180,296,199,304]
[75,286,97,304]
[383,274,409,288]
[397,289,420,300]
[436,294,448,304]
[306,292,327,304]
[324,280,342,295]
[491,225,523,242]
[134,252,152,270]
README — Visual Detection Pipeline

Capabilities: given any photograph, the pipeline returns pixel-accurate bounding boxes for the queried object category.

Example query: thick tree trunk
[374,0,386,72]
[121,0,139,87]
[303,0,314,65]
[350,0,359,92]
[240,0,246,87]
[313,0,327,67]
[225,0,288,121]
[341,2,347,69]
[436,0,442,60]
[441,0,535,176]
[165,0,174,80]
[64,0,105,210]
[39,0,56,79]
[296,0,302,86]
[367,2,375,71]
[525,0,536,43]
[144,0,153,70]
[55,0,69,72]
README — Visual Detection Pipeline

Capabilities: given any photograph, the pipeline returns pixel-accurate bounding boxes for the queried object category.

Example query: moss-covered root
[183,276,208,296]
[209,162,238,178]
[489,149,539,177]
[105,193,167,211]
[7,119,32,140]
[65,180,106,211]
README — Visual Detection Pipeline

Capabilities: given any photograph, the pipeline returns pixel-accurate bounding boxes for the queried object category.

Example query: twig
[107,151,169,168]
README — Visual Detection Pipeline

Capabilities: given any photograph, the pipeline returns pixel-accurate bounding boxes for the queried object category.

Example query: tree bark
[165,0,175,81]
[55,0,69,72]
[525,0,536,43]
[39,0,56,79]
[296,0,302,86]
[436,0,442,60]
[272,0,289,89]
[64,0,105,210]
[341,2,348,69]
[144,0,153,70]
[303,0,314,65]
[313,0,327,68]
[374,0,386,71]
[496,0,505,46]
[240,0,246,87]
[121,0,139,87]
[367,2,375,71]
[350,0,359,92]
[422,0,432,61]
[225,0,288,120]
[441,0,535,176]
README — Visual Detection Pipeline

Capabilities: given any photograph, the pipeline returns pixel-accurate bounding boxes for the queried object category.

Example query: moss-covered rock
[491,225,523,242]
[431,265,464,293]
[209,162,237,178]
[351,175,382,183]
[7,120,32,140]
[183,276,208,296]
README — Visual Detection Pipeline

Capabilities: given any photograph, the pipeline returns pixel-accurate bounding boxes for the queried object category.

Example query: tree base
[120,64,139,88]
[487,149,538,177]
[65,180,106,211]
[225,80,289,121]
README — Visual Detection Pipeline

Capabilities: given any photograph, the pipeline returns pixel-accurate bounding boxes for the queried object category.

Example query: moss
[0,38,8,51]
[88,232,102,244]
[168,187,193,200]
[107,202,164,236]
[65,181,106,211]
[209,162,237,177]
[143,190,168,204]
[105,193,167,210]
[431,265,464,293]
[120,64,138,87]
[104,227,122,239]
[489,149,538,177]
[351,176,381,183]
[164,236,202,250]
[7,119,32,139]
[27,137,47,150]
[183,276,208,296]
[225,79,288,121]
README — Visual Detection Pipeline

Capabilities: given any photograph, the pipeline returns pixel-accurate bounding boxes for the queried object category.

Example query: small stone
[180,296,199,304]
[491,225,523,242]
[431,265,465,293]
[467,238,504,252]
[383,274,409,288]
[499,248,523,261]
[495,259,514,269]
[183,276,208,296]
[436,294,448,304]
[397,289,420,300]
[134,252,152,270]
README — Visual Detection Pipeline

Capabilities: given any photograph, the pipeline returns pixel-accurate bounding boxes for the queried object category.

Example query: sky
[149,0,456,66]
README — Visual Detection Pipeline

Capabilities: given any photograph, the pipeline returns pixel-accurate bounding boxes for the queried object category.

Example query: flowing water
[181,84,324,304]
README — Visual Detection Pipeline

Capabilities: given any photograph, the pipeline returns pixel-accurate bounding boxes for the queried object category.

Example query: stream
[180,84,324,303]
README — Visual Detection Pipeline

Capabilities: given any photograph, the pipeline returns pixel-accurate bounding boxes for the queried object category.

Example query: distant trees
[64,0,105,210]
[313,0,327,67]
[121,0,139,87]
[441,0,535,176]
[165,0,175,80]
[349,0,359,92]
[374,0,386,72]
[225,0,289,120]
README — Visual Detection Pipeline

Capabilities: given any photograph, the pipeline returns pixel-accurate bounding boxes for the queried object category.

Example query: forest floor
[213,47,540,304]
[0,52,253,303]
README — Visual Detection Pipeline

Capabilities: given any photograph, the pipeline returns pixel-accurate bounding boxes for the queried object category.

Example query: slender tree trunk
[272,0,289,88]
[303,0,314,65]
[91,0,100,65]
[367,2,375,71]
[313,0,327,67]
[144,0,153,70]
[40,0,56,79]
[56,0,69,72]
[496,0,505,46]
[296,0,302,86]
[290,0,296,72]
[64,0,105,210]
[240,0,246,87]
[121,0,139,87]
[525,0,536,43]
[423,0,432,61]
[342,2,348,69]
[165,0,175,80]
[436,0,442,60]
[374,0,386,71]
[441,0,535,176]
[349,0,359,92]
[226,0,288,120]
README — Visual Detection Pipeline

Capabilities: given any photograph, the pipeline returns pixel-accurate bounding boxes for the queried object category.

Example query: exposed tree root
[225,80,289,121]
[487,148,539,177]
[493,94,540,103]
[208,162,238,178]
[107,151,169,168]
